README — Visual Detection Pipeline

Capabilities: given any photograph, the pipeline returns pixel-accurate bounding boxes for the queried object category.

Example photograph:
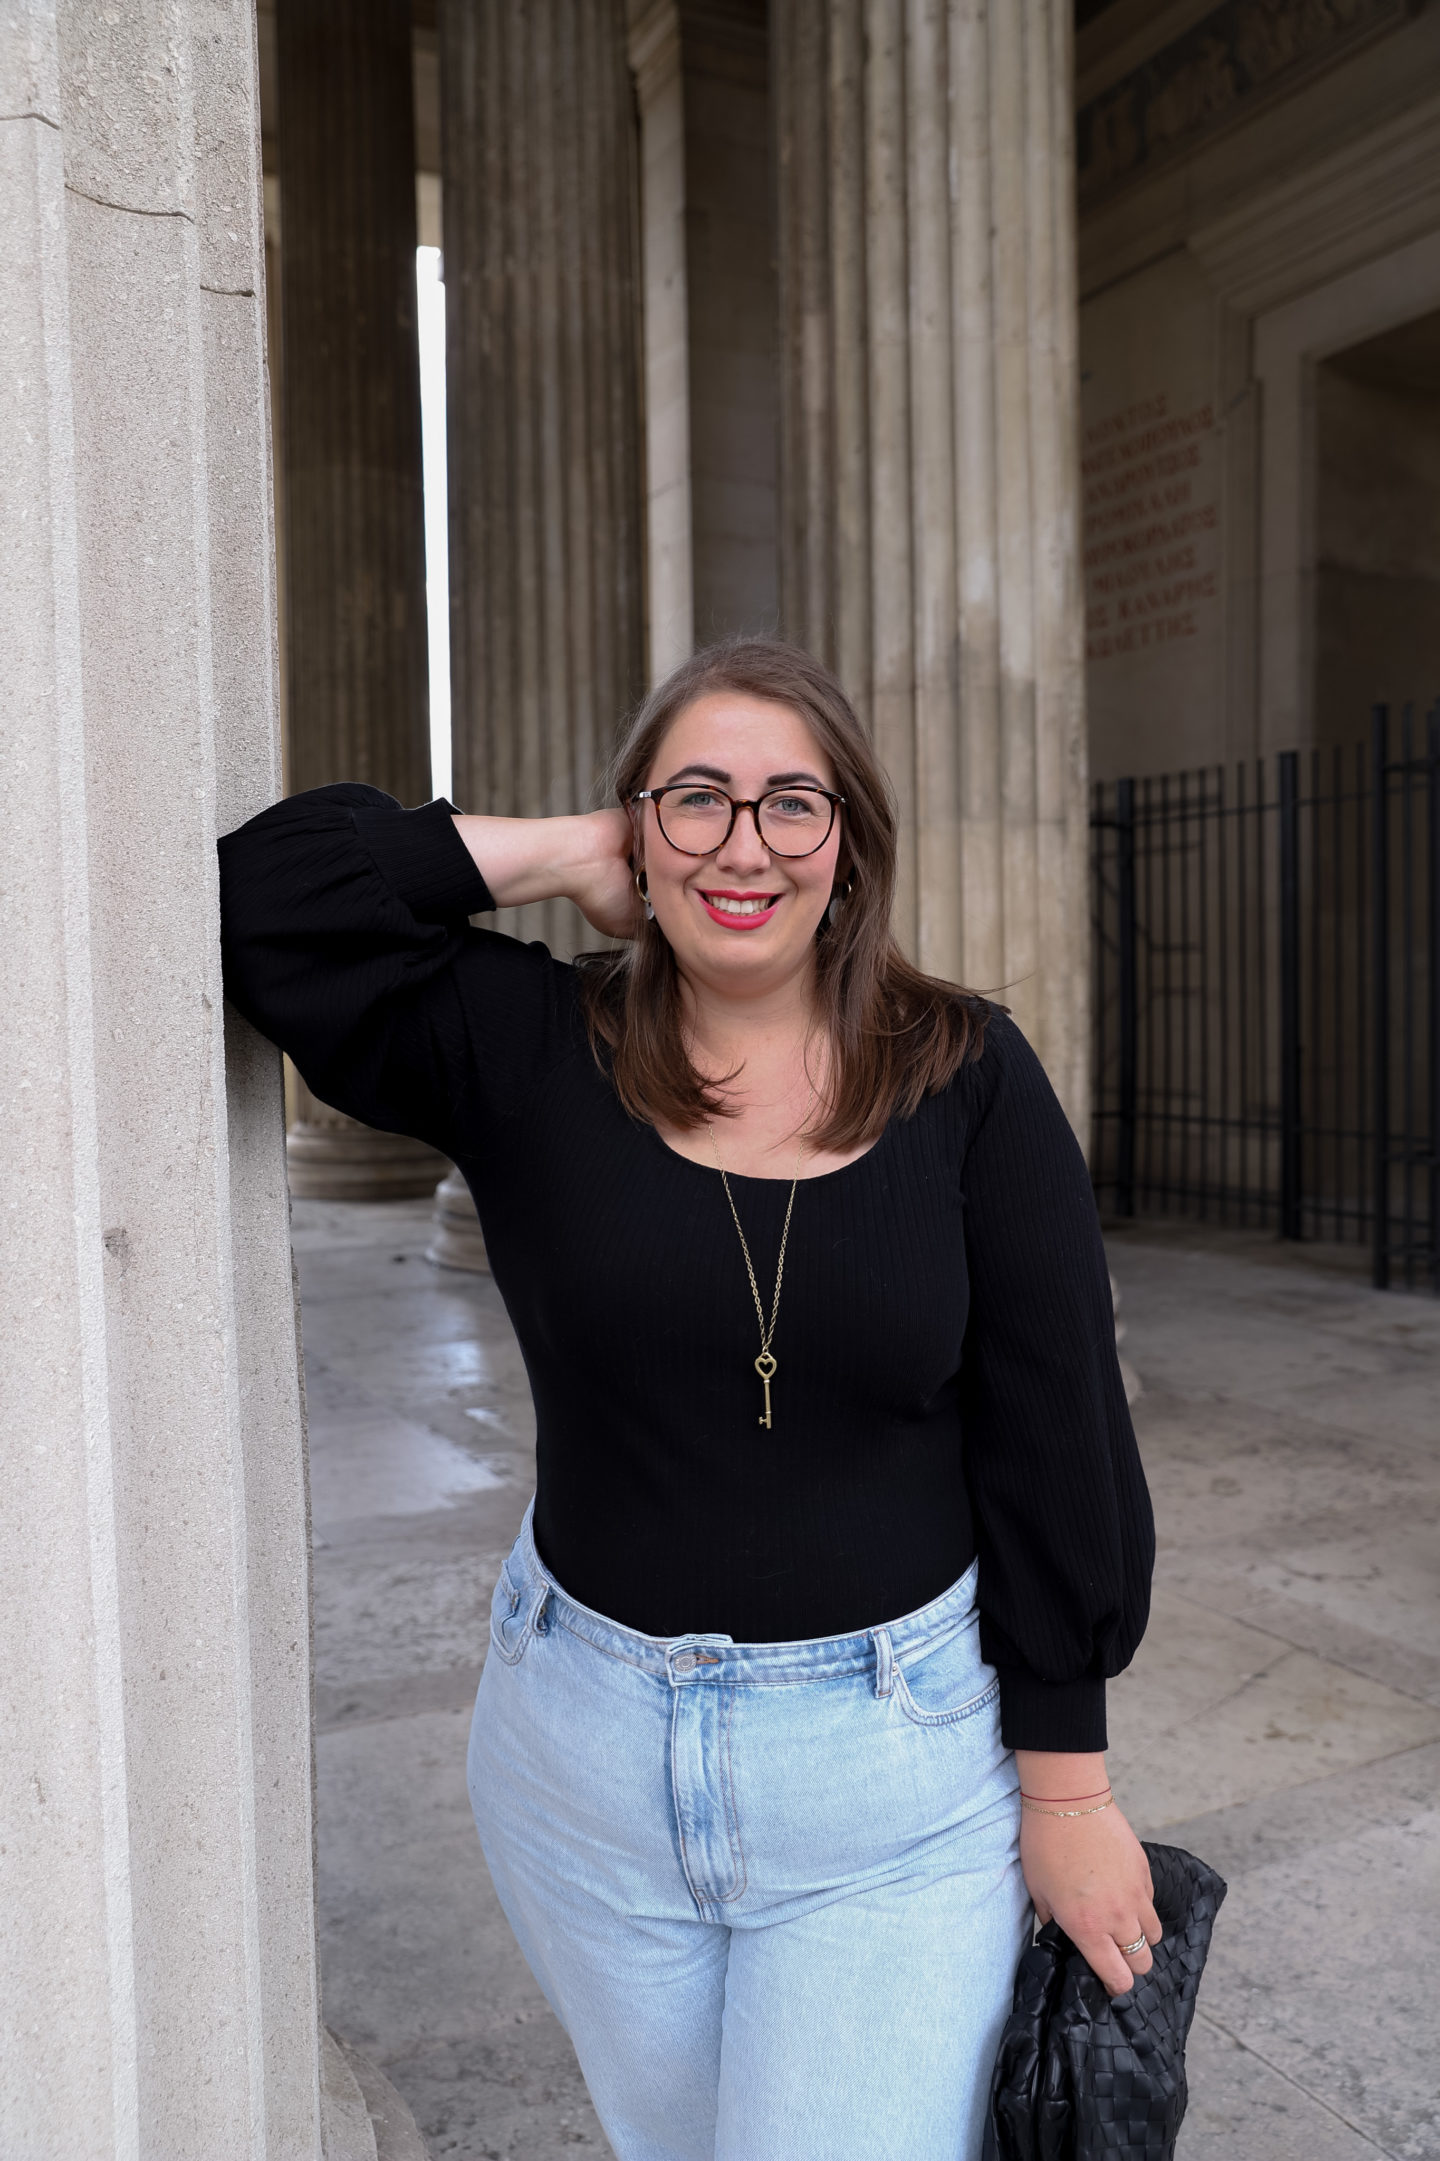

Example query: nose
[712,801,774,877]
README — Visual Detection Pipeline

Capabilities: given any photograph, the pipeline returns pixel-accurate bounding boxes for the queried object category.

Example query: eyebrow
[660,763,829,789]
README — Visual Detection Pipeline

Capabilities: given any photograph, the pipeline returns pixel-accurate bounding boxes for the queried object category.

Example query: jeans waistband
[508,1504,981,1687]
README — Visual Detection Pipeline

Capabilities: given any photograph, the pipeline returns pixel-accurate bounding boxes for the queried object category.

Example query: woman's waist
[514,1497,979,1682]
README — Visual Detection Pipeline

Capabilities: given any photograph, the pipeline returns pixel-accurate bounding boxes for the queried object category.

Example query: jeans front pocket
[489,1561,532,1665]
[891,1616,1000,1728]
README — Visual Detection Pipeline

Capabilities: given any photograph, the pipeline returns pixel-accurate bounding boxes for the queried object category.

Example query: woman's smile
[696,887,783,928]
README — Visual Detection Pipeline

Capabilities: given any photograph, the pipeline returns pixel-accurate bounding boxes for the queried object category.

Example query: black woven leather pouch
[983,1842,1227,2161]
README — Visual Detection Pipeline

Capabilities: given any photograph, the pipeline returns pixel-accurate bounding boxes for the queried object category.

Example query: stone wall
[1076,0,1440,777]
[1081,251,1223,780]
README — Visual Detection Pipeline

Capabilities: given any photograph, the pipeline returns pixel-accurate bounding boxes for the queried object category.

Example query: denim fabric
[468,1506,1028,2161]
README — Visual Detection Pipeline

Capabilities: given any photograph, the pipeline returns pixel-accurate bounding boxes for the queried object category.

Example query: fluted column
[1,3,322,2147]
[277,0,445,1199]
[433,0,646,1268]
[774,0,1089,1135]
[628,0,779,675]
[440,0,646,958]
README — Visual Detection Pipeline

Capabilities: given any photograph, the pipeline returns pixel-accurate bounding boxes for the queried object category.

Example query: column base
[1111,1274,1141,1405]
[426,1165,489,1272]
[285,1074,445,1201]
[322,2027,428,2160]
[287,1118,446,1201]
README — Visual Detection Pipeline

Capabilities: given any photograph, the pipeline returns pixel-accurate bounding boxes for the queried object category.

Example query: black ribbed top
[218,785,1153,1750]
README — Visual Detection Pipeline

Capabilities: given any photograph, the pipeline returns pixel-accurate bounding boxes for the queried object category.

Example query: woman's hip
[469,1505,1020,1926]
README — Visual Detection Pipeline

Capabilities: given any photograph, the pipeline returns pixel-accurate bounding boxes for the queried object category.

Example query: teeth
[707,895,775,917]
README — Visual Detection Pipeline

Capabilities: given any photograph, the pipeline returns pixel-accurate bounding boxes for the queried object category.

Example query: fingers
[1118,1923,1156,1979]
[1074,1931,1144,1997]
[1069,1919,1159,1997]
[1017,1799,1163,1996]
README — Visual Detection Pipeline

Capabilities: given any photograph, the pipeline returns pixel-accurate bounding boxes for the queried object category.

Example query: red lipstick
[697,888,782,931]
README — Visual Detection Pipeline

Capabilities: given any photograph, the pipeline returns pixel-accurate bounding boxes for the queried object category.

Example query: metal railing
[1090,705,1439,1292]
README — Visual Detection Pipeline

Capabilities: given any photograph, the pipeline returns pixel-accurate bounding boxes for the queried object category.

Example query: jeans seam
[488,1565,529,1665]
[669,1686,710,1921]
[890,1670,1000,1728]
[716,1685,748,1905]
[546,1617,983,1690]
[555,1613,661,1672]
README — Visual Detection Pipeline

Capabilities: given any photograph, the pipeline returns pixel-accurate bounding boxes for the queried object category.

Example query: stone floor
[297,1200,1440,2161]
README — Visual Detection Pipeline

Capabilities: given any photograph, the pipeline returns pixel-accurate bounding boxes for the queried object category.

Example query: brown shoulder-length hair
[575,637,990,1150]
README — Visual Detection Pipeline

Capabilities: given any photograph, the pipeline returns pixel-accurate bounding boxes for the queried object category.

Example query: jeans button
[673,1651,697,1673]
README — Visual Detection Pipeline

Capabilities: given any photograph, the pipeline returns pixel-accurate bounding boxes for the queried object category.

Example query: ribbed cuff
[997,1670,1108,1754]
[351,797,496,921]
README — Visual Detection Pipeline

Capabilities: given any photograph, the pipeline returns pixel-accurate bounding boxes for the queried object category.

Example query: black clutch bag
[983,1842,1227,2161]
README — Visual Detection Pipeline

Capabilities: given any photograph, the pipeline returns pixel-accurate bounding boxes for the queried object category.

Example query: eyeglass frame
[629,784,847,859]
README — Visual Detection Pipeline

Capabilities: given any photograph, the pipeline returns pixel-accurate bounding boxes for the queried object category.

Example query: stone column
[628,0,780,676]
[277,0,445,1199]
[440,0,646,959]
[1,4,321,2150]
[774,0,1090,1135]
[433,0,646,1267]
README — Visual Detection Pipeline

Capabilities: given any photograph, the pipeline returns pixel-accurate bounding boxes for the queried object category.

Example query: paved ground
[297,1200,1440,2161]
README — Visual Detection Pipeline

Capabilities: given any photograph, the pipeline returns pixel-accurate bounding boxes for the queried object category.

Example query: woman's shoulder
[920,1000,1055,1138]
[937,996,1023,1086]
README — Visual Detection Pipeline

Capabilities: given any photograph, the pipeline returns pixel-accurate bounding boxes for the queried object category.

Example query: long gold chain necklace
[705,1085,815,1431]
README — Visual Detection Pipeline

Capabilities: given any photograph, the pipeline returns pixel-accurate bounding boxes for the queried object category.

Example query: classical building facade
[4,1,1437,2151]
[1075,0,1440,782]
[251,0,1440,1213]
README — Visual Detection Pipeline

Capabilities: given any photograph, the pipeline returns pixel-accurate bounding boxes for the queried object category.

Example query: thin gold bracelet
[1020,1794,1115,1818]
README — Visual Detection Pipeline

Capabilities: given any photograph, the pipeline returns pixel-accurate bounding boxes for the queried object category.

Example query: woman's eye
[675,789,722,810]
[769,795,818,818]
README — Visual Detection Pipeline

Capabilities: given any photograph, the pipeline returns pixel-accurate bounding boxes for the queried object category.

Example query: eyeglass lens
[655,786,834,858]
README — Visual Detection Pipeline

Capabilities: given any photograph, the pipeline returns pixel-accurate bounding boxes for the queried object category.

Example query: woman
[219,637,1156,2161]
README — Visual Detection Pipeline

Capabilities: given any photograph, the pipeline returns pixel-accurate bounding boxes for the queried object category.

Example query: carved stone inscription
[1078,0,1411,210]
[1084,396,1218,663]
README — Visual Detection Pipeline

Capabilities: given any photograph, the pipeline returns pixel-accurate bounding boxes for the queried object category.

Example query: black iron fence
[1090,706,1439,1292]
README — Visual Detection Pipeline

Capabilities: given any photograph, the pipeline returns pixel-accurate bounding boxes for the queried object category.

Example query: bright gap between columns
[417,245,451,805]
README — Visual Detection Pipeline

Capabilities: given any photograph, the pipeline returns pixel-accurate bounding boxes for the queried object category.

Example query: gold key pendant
[754,1349,778,1429]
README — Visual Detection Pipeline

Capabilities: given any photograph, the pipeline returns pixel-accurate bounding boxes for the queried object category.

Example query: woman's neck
[662,965,871,1176]
[678,966,819,1079]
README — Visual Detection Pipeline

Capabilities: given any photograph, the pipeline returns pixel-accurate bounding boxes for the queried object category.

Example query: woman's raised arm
[451,807,639,939]
[218,784,608,1159]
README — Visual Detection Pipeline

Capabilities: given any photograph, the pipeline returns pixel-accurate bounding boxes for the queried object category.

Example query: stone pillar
[277,0,445,1199]
[629,0,694,677]
[427,1162,491,1274]
[440,0,646,960]
[434,0,646,1268]
[628,0,780,676]
[0,4,321,2150]
[774,0,1090,1135]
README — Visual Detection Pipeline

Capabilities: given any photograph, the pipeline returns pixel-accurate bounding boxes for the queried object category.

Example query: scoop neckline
[642,1114,891,1188]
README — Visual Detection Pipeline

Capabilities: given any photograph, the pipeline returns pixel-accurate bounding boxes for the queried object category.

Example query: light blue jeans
[468,1507,1028,2161]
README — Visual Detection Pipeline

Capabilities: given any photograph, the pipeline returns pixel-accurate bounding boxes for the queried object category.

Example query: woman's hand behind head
[450,808,641,940]
[567,809,645,940]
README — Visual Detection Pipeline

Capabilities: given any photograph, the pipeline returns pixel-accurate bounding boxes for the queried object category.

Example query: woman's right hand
[452,808,641,939]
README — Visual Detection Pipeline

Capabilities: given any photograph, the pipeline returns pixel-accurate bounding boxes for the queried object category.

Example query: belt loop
[872,1627,894,1700]
[530,1584,552,1637]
